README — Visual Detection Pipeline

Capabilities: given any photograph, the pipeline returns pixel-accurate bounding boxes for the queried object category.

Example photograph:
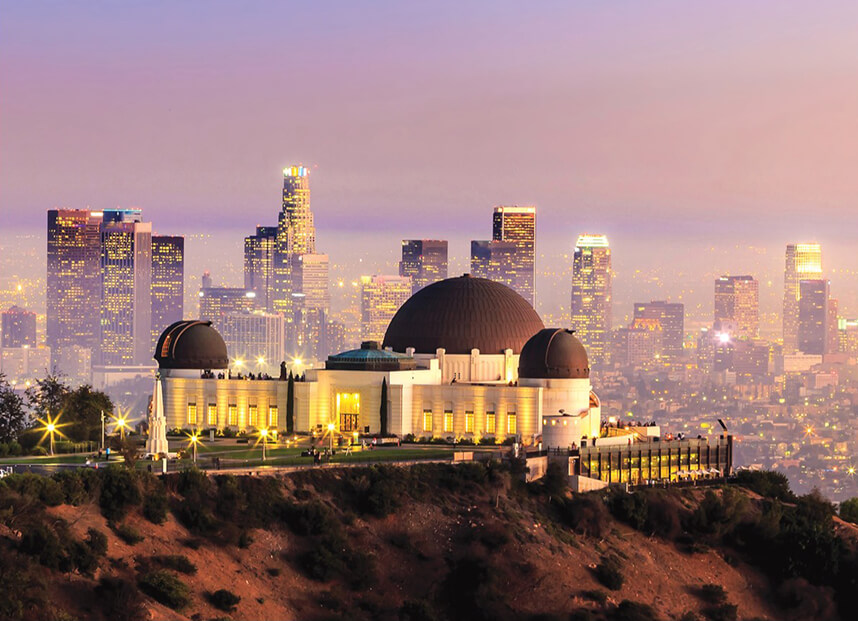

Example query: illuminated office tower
[99,209,152,365]
[151,235,184,347]
[218,312,286,376]
[714,275,759,339]
[244,226,277,310]
[199,287,258,320]
[783,243,822,354]
[400,240,448,294]
[570,234,612,364]
[2,306,37,348]
[290,253,331,358]
[827,297,840,355]
[46,209,103,367]
[633,301,684,359]
[797,279,829,355]
[272,166,314,316]
[360,275,411,342]
[470,240,518,286]
[491,206,536,305]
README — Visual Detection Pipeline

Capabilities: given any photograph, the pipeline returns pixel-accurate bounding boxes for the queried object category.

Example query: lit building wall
[360,275,411,342]
[244,226,277,310]
[217,311,286,376]
[199,287,259,319]
[633,301,684,359]
[151,235,184,347]
[272,166,314,317]
[714,275,759,339]
[783,243,822,354]
[570,234,612,364]
[2,305,37,348]
[400,240,448,294]
[492,205,536,305]
[798,278,829,355]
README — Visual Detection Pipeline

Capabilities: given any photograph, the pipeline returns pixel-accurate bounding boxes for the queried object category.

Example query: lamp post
[115,416,128,441]
[327,422,335,453]
[190,434,198,463]
[260,428,268,461]
[100,410,105,450]
[46,423,56,456]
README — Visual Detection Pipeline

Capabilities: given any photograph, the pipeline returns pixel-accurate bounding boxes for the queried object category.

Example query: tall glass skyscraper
[714,275,759,339]
[360,275,411,342]
[151,235,185,347]
[273,166,315,317]
[633,300,685,359]
[783,243,822,354]
[400,240,448,294]
[99,209,152,365]
[798,279,829,355]
[570,234,612,364]
[47,209,103,369]
[491,206,536,305]
[244,226,277,310]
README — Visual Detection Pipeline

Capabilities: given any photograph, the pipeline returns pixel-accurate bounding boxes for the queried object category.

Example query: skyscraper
[784,243,822,354]
[714,275,759,339]
[217,311,286,376]
[151,235,185,347]
[470,240,518,287]
[46,209,102,367]
[2,306,37,348]
[272,166,314,317]
[99,209,152,365]
[633,301,685,359]
[491,206,536,305]
[244,226,277,310]
[360,275,411,342]
[400,240,448,294]
[798,279,829,355]
[570,234,612,364]
[199,287,259,319]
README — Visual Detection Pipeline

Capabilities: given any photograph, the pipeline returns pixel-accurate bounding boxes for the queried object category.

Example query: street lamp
[188,432,200,463]
[114,415,128,441]
[37,413,66,457]
[327,422,336,453]
[100,410,105,450]
[46,423,56,456]
[259,428,269,461]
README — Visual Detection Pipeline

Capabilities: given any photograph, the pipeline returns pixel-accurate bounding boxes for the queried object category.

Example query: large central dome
[383,275,545,355]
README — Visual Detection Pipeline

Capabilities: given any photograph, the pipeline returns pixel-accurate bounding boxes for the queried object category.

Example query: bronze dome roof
[382,275,544,355]
[518,328,590,379]
[154,320,229,370]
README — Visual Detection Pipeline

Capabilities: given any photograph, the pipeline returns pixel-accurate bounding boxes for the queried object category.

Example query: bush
[611,600,660,621]
[87,528,108,556]
[138,570,191,610]
[561,493,610,537]
[734,470,796,502]
[581,590,608,605]
[95,577,147,621]
[112,522,144,545]
[701,603,737,621]
[839,497,858,524]
[53,469,94,505]
[399,599,438,621]
[209,589,241,612]
[143,488,169,524]
[99,466,141,521]
[595,556,624,591]
[19,523,64,569]
[695,584,726,606]
[4,473,65,506]
[151,554,197,574]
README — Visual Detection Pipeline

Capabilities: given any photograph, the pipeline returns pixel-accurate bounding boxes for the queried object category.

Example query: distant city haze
[4,2,858,325]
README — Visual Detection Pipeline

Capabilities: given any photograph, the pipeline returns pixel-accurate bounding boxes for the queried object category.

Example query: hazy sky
[4,2,858,321]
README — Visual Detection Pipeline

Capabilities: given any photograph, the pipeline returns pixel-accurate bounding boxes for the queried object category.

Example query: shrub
[839,497,858,524]
[66,538,98,575]
[175,496,218,534]
[143,488,169,524]
[561,493,610,537]
[99,466,141,521]
[399,599,438,621]
[581,590,608,605]
[238,530,253,548]
[695,584,727,606]
[610,491,648,531]
[19,523,64,569]
[151,554,197,574]
[95,577,147,621]
[734,470,796,502]
[209,589,241,612]
[112,522,144,545]
[611,600,660,621]
[138,570,191,610]
[701,603,737,621]
[4,473,65,506]
[53,470,93,505]
[595,556,624,591]
[87,528,108,556]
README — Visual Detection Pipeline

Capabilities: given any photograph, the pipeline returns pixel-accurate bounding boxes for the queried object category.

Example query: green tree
[840,497,858,524]
[63,385,113,442]
[0,373,29,442]
[379,377,389,436]
[26,374,69,421]
[286,371,295,434]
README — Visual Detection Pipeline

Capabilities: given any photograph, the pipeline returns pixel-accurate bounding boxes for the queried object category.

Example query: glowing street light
[256,356,266,366]
[187,430,202,463]
[327,422,336,453]
[257,428,270,461]
[37,413,67,456]
[114,415,129,440]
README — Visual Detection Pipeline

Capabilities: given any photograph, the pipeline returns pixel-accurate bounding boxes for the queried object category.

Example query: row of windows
[422,410,515,435]
[188,403,278,428]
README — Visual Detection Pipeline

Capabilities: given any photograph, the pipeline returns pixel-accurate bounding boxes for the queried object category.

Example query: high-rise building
[714,275,759,340]
[400,240,448,294]
[291,253,330,315]
[470,240,518,287]
[784,243,822,354]
[244,226,277,310]
[99,209,152,366]
[199,287,259,319]
[2,306,37,348]
[491,205,536,305]
[217,312,286,376]
[151,235,184,347]
[272,166,314,316]
[798,279,829,355]
[633,301,685,359]
[46,209,103,367]
[360,275,411,342]
[570,234,612,364]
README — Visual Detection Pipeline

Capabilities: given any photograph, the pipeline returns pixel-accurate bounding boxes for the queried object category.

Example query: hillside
[0,463,854,621]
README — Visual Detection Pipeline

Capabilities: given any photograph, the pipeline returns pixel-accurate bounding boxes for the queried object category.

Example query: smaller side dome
[518,328,590,379]
[154,320,229,370]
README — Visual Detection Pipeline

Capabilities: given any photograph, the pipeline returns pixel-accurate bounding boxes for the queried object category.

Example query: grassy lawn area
[0,453,93,465]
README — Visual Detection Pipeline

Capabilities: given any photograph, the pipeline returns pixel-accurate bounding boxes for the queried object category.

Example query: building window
[228,404,238,426]
[248,405,258,427]
[268,405,278,428]
[486,412,496,434]
[423,411,433,433]
[507,414,517,435]
[336,392,360,432]
[465,411,474,433]
[443,410,453,433]
[187,403,197,425]
[207,404,217,426]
